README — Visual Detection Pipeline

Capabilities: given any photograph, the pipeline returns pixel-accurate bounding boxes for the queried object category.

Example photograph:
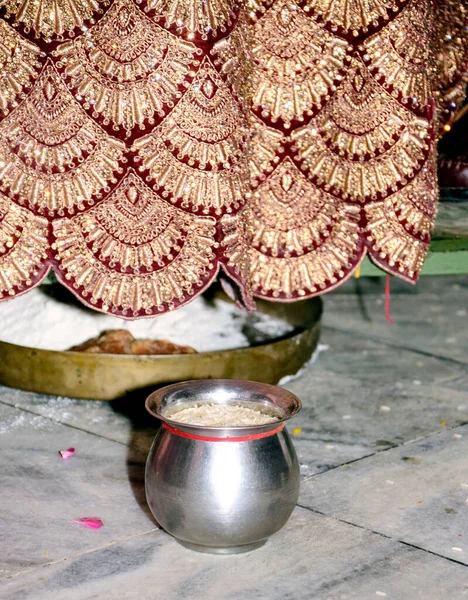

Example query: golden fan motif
[0,65,126,215]
[51,171,220,316]
[0,0,110,42]
[141,0,236,37]
[0,192,49,298]
[133,57,249,215]
[301,0,410,36]
[0,21,44,117]
[54,0,200,135]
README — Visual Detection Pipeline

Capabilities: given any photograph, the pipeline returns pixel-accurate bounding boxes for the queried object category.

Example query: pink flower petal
[58,448,75,459]
[73,517,103,529]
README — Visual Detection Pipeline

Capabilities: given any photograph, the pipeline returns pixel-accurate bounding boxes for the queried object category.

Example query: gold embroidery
[79,170,192,271]
[248,0,368,299]
[434,1,468,128]
[0,64,126,216]
[0,192,49,297]
[221,210,253,303]
[0,0,253,316]
[251,1,349,128]
[133,57,249,214]
[302,0,408,36]
[52,171,218,315]
[211,9,252,102]
[141,0,236,37]
[365,161,437,280]
[250,202,364,298]
[250,158,338,256]
[0,0,110,42]
[248,0,438,300]
[292,62,432,202]
[317,70,410,159]
[249,116,285,184]
[0,0,451,313]
[54,0,200,135]
[0,21,43,118]
[362,0,435,109]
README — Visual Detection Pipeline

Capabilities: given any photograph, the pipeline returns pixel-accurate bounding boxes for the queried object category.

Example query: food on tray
[167,403,280,427]
[70,330,196,355]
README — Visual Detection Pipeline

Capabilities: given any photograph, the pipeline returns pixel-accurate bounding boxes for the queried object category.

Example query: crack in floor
[0,398,130,448]
[1,528,160,583]
[322,325,468,371]
[296,504,468,569]
[299,423,462,486]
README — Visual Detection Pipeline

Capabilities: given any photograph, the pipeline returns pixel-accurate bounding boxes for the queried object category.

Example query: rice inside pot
[167,403,280,427]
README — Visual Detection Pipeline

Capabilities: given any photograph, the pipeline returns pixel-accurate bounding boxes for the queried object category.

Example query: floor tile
[2,506,467,600]
[0,386,158,454]
[0,403,155,579]
[325,276,468,365]
[323,547,468,600]
[300,425,468,565]
[282,327,468,477]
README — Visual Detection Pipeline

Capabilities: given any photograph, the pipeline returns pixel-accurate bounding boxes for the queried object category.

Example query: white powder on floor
[167,403,280,427]
[0,411,53,434]
[278,344,329,385]
[0,287,293,352]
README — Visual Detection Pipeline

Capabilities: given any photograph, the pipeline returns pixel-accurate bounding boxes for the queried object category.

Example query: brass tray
[0,296,321,400]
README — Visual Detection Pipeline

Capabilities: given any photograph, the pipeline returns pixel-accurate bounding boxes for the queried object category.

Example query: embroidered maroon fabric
[247,0,467,301]
[0,0,253,317]
[0,1,466,316]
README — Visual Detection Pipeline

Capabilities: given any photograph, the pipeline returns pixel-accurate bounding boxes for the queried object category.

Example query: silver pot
[145,379,301,554]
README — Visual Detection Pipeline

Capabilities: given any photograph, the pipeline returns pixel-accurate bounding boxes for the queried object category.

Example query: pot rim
[145,379,301,438]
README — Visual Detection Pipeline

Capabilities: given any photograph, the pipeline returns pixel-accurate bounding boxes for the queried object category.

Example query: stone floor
[1,275,468,599]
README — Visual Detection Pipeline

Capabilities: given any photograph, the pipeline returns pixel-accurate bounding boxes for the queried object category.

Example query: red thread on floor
[385,276,394,325]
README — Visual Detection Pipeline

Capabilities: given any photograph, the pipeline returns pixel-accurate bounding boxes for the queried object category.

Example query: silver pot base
[179,540,267,555]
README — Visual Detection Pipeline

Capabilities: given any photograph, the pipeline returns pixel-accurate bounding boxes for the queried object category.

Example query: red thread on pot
[163,422,285,442]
